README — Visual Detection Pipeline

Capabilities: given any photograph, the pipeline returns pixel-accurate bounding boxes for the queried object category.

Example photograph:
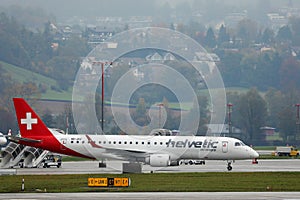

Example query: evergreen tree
[276,25,292,42]
[217,24,230,46]
[204,27,216,48]
[237,88,267,143]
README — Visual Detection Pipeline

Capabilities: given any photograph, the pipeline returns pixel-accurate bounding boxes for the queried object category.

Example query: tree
[196,95,209,135]
[276,90,300,142]
[237,88,267,143]
[289,17,300,45]
[239,51,281,90]
[261,28,274,44]
[276,25,292,42]
[218,51,243,87]
[262,88,300,143]
[264,88,285,128]
[237,19,258,45]
[279,56,300,92]
[204,27,216,48]
[42,110,55,128]
[217,24,230,46]
[131,98,150,127]
[278,105,296,142]
[162,97,180,130]
[136,98,147,117]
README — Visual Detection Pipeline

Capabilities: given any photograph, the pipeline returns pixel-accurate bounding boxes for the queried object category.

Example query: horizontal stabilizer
[8,136,41,144]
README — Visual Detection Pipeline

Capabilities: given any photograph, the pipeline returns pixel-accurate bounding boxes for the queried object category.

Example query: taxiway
[1,192,300,200]
[12,159,300,175]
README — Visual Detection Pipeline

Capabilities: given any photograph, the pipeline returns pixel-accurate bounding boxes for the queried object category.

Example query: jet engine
[147,154,171,167]
[0,132,7,145]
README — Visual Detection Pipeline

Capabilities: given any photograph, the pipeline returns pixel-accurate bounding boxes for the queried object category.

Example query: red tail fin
[13,98,94,159]
[13,98,50,140]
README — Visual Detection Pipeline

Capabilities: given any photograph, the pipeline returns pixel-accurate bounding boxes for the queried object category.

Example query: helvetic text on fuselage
[166,139,218,151]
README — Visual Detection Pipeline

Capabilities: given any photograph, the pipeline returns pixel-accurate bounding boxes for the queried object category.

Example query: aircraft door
[60,138,67,151]
[222,141,228,153]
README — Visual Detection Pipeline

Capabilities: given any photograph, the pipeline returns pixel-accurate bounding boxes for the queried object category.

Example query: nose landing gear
[227,160,234,171]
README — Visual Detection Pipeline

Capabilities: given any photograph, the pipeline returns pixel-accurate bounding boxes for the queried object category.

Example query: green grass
[253,146,276,150]
[1,60,73,101]
[258,155,299,159]
[41,87,72,101]
[1,61,57,86]
[1,172,300,193]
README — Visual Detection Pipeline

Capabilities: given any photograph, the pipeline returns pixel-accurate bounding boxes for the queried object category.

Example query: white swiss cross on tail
[21,112,38,130]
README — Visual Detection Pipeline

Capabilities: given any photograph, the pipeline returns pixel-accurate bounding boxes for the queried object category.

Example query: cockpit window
[235,142,245,146]
[235,142,241,146]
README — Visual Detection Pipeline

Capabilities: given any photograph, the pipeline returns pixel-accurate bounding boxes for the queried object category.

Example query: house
[132,68,144,81]
[206,124,244,139]
[145,52,176,63]
[260,126,276,136]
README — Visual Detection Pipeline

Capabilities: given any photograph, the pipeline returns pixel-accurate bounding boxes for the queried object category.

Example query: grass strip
[0,172,300,193]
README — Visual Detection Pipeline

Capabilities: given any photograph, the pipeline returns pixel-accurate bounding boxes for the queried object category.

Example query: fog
[1,0,300,23]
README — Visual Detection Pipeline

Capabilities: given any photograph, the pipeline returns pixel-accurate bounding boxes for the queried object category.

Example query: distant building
[145,52,176,63]
[193,52,220,73]
[224,12,247,28]
[267,13,287,31]
[206,124,244,139]
[127,16,153,29]
[260,126,276,136]
[86,25,116,46]
[132,68,144,81]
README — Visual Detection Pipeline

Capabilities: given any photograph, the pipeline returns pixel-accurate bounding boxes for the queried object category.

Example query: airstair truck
[275,146,299,157]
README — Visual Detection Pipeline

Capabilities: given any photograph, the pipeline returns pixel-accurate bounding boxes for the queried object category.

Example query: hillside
[0,61,72,100]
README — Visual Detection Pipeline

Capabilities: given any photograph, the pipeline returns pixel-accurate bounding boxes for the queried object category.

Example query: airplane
[12,98,259,171]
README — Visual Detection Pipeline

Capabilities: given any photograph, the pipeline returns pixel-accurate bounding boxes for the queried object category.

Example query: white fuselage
[50,129,258,163]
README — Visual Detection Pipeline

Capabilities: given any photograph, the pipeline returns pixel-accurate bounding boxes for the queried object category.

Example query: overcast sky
[1,0,299,23]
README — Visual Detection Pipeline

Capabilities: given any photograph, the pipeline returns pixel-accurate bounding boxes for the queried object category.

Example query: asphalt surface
[9,159,300,175]
[1,159,300,200]
[1,192,300,200]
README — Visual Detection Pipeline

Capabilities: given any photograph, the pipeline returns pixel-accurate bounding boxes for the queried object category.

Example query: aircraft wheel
[227,164,232,171]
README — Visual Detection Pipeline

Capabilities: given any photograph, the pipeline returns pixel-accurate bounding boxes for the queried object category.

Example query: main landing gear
[227,160,233,171]
[98,160,107,168]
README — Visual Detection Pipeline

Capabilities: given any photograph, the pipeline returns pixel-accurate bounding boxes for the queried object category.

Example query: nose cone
[250,149,259,158]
